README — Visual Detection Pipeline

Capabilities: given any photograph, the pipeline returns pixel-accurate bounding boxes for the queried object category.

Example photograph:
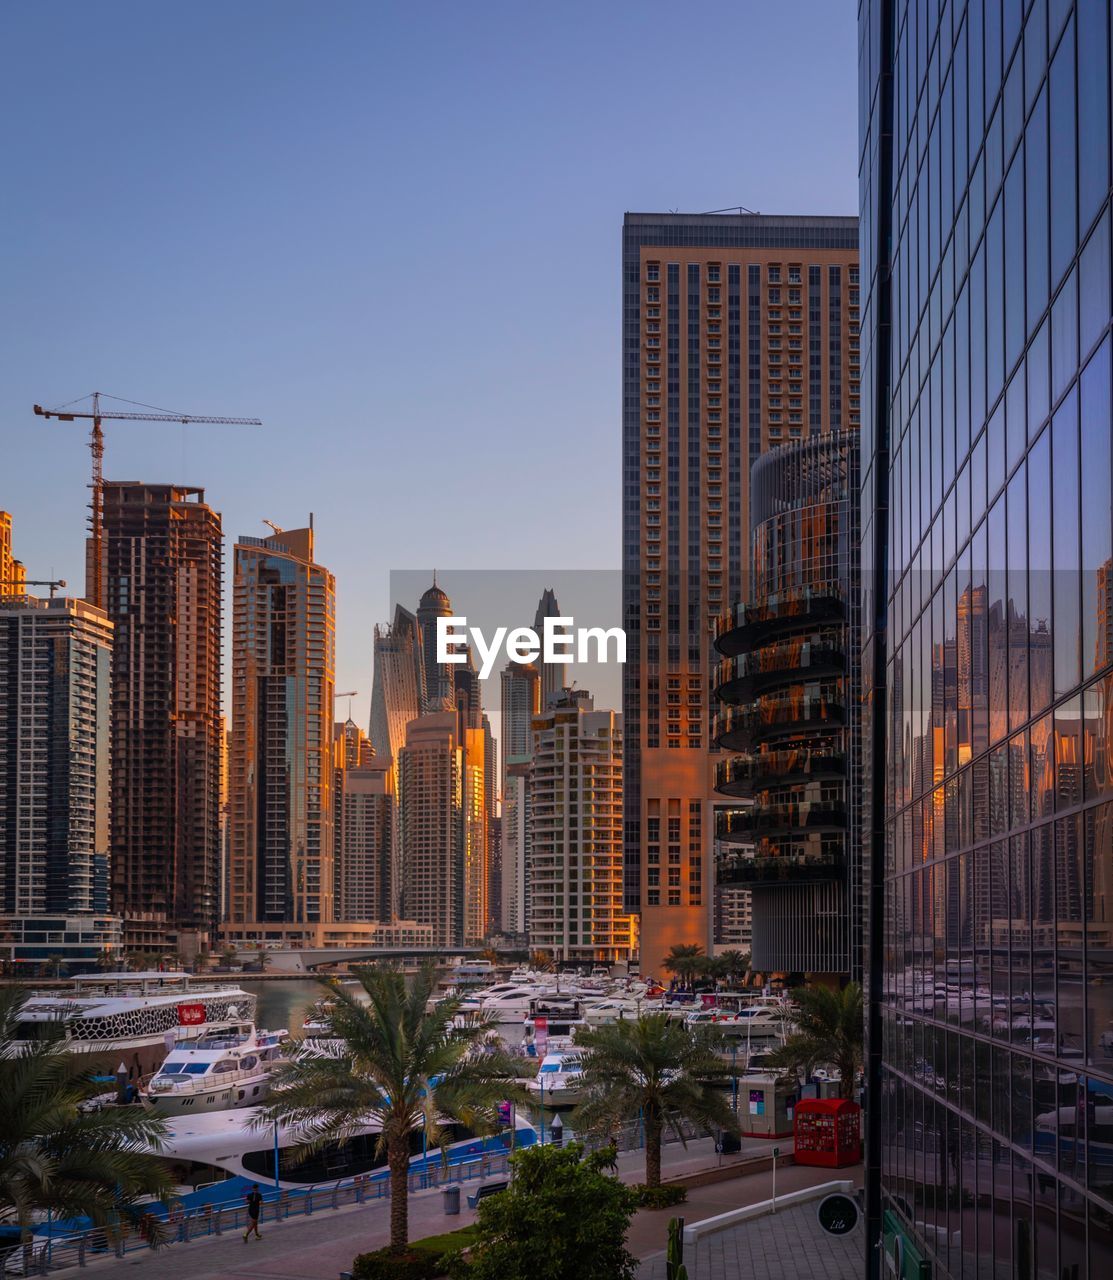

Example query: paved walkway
[637,1198,866,1279]
[58,1142,859,1280]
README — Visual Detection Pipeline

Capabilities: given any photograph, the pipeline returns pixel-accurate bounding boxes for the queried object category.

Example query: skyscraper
[398,710,485,946]
[0,512,25,598]
[227,525,336,924]
[334,719,392,923]
[500,660,541,790]
[529,689,631,963]
[533,588,562,709]
[861,1,1113,1273]
[501,756,531,937]
[622,212,860,978]
[369,603,424,917]
[0,593,119,969]
[101,483,223,951]
[713,431,860,981]
[416,579,453,712]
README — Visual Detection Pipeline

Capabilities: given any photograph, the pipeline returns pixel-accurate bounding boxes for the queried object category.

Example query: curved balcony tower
[712,432,860,980]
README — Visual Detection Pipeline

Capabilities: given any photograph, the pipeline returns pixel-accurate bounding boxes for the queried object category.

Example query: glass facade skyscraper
[860,0,1113,1274]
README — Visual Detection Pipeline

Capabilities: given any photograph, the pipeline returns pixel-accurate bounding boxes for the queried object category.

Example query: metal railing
[4,1119,737,1274]
[2,1150,514,1275]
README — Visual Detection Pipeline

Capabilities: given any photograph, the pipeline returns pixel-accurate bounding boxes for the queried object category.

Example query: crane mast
[34,392,262,610]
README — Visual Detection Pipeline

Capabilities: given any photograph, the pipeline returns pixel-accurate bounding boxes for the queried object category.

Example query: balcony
[713,637,844,702]
[712,691,845,750]
[717,850,844,887]
[715,748,846,796]
[715,588,846,655]
[716,801,847,843]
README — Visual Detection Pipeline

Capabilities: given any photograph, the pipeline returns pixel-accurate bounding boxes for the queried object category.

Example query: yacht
[153,1104,538,1212]
[521,997,585,1055]
[481,983,557,1019]
[526,1051,584,1107]
[581,996,642,1026]
[8,972,256,1081]
[141,1025,288,1115]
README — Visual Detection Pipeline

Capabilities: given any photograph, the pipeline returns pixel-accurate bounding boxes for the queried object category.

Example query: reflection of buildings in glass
[713,431,860,980]
[861,0,1113,1265]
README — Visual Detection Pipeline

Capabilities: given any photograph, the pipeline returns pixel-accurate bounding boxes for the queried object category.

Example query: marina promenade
[44,1138,862,1280]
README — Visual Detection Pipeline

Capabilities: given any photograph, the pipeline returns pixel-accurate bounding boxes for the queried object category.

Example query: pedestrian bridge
[231,946,494,973]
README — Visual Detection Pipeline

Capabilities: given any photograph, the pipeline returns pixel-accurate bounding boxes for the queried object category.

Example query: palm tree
[0,987,173,1258]
[257,964,523,1254]
[662,944,706,987]
[717,950,751,987]
[45,954,66,979]
[765,982,864,1100]
[479,945,502,966]
[529,948,556,973]
[573,1013,739,1188]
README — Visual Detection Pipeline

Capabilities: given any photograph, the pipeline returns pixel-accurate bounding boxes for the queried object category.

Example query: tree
[45,954,66,979]
[464,1142,638,1280]
[220,944,238,969]
[255,946,270,972]
[479,945,501,966]
[765,982,864,1100]
[529,949,555,973]
[0,987,173,1259]
[662,944,705,986]
[258,963,522,1254]
[717,951,751,987]
[573,1013,739,1188]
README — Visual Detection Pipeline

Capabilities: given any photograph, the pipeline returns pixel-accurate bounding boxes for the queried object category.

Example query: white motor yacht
[526,1052,585,1107]
[142,1025,288,1115]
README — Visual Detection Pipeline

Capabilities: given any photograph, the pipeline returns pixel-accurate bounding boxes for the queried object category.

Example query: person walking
[243,1183,264,1242]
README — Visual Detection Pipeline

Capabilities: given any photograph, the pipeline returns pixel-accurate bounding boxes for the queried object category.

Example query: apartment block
[622,211,860,978]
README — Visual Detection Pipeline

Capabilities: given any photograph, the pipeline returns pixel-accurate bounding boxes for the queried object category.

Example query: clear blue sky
[1,0,857,727]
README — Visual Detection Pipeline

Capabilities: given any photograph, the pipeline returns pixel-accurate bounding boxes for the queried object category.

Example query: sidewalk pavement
[59,1140,857,1280]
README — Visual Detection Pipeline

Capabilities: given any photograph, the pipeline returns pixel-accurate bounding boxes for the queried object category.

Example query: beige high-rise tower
[529,689,631,963]
[398,711,486,947]
[228,525,336,924]
[622,213,860,978]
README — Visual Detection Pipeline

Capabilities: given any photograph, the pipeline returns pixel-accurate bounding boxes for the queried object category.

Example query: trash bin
[715,1130,743,1154]
[442,1185,461,1216]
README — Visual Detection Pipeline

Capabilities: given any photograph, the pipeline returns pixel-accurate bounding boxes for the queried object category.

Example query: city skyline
[0,2,857,730]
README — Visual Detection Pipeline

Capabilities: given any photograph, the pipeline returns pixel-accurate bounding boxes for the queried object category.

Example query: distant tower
[228,525,336,924]
[101,483,223,952]
[417,578,454,712]
[333,720,392,923]
[398,711,486,946]
[528,690,630,963]
[0,512,26,598]
[534,588,562,709]
[0,592,120,968]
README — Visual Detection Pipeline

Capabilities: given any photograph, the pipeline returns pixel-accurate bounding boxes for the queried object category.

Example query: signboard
[749,1088,764,1117]
[817,1193,859,1237]
[177,1002,206,1027]
[534,1015,548,1056]
[882,1210,931,1278]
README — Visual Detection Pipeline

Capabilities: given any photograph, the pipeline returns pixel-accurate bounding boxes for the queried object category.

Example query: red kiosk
[792,1097,862,1167]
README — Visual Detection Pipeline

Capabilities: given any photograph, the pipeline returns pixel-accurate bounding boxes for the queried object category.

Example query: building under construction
[101,483,224,953]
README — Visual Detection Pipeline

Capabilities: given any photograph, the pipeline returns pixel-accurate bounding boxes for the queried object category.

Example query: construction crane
[1,578,66,599]
[262,520,284,537]
[33,392,263,611]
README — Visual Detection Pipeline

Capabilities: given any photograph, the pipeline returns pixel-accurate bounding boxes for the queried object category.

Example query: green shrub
[350,1247,448,1280]
[464,1143,638,1280]
[630,1182,688,1209]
